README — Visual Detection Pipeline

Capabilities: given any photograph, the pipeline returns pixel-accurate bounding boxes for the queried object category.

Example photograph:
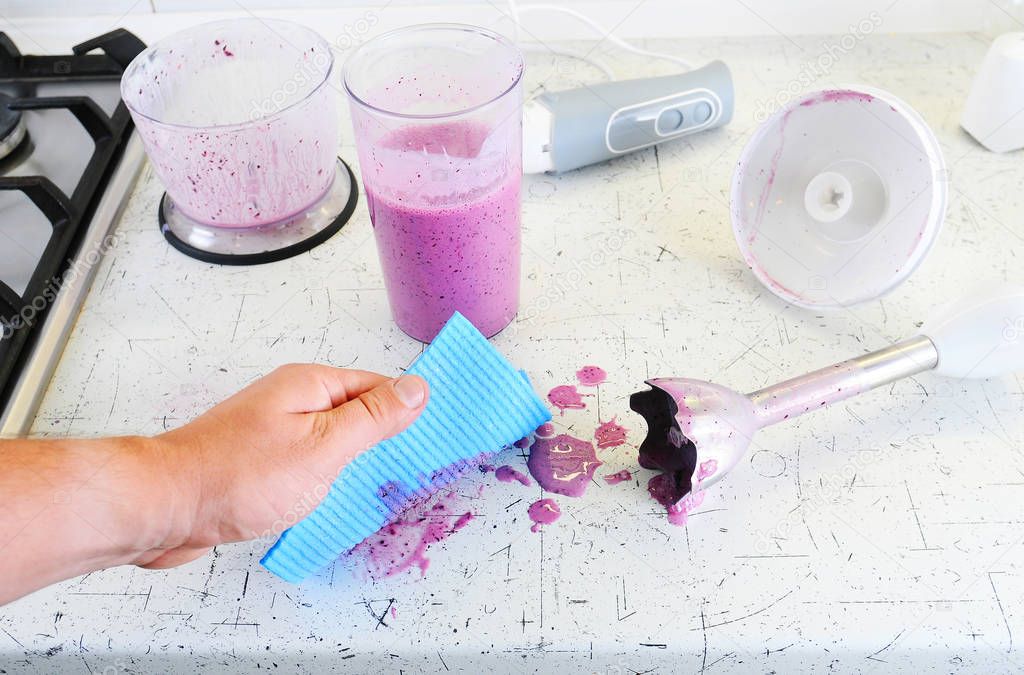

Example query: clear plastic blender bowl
[122,19,353,261]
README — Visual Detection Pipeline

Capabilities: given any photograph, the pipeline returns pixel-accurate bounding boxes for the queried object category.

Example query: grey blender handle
[530,60,733,173]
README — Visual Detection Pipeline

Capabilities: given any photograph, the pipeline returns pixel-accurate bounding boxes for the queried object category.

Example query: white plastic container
[731,86,947,309]
[962,33,1024,153]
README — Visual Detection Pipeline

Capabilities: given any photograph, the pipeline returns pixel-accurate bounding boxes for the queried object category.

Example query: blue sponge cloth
[261,312,551,582]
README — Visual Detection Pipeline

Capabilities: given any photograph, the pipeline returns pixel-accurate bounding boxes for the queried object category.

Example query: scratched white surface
[3,32,1024,673]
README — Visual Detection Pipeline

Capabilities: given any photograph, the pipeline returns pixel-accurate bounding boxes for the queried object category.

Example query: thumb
[317,374,429,465]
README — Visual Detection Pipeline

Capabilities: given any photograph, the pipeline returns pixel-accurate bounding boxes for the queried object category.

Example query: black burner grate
[0,29,144,414]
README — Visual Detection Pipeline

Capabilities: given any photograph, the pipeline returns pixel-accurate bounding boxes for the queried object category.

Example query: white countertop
[3,30,1024,673]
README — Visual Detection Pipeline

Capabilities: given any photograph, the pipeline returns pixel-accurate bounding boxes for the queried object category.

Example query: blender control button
[656,108,685,134]
[693,102,713,123]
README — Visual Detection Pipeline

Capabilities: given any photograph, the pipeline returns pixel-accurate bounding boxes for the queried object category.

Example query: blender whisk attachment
[631,283,1024,513]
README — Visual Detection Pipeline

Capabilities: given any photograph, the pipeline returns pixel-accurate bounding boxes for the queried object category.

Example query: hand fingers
[260,364,392,413]
[312,375,429,470]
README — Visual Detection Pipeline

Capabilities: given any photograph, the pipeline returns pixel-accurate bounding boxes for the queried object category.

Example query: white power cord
[505,0,693,80]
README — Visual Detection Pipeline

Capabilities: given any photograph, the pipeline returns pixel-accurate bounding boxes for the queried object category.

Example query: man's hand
[0,365,428,604]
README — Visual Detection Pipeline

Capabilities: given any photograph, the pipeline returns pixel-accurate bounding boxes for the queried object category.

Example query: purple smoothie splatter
[576,365,607,386]
[535,422,555,437]
[603,469,632,485]
[528,498,561,532]
[526,434,602,497]
[547,385,588,414]
[666,490,705,527]
[350,491,474,578]
[495,465,532,487]
[647,471,707,527]
[594,417,628,449]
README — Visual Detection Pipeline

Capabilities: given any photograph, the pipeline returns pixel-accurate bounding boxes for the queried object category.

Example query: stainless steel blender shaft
[747,335,939,426]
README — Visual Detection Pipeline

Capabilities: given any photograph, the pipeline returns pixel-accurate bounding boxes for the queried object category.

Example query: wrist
[90,434,198,565]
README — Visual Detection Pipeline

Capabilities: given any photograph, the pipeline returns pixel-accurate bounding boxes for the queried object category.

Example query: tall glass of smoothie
[344,24,524,342]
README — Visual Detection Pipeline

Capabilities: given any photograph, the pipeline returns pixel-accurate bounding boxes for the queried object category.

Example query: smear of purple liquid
[750,108,792,243]
[594,417,628,449]
[749,90,876,246]
[351,492,475,579]
[696,459,717,481]
[495,465,532,487]
[603,469,632,485]
[576,365,607,386]
[666,491,705,527]
[801,89,875,106]
[526,434,602,497]
[547,385,587,414]
[535,422,555,437]
[528,498,561,532]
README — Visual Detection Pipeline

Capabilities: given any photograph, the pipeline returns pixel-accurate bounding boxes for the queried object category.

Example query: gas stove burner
[0,28,147,434]
[159,157,358,266]
[0,93,27,161]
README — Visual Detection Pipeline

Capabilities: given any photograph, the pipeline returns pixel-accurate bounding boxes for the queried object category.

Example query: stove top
[0,29,147,435]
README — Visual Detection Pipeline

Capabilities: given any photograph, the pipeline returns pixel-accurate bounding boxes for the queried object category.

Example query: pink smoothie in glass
[363,122,521,342]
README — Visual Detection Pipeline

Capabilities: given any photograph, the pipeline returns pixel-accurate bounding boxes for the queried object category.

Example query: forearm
[0,435,182,605]
[0,365,427,604]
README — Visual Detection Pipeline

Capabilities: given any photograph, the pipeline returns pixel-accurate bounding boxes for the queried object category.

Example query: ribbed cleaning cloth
[261,312,551,582]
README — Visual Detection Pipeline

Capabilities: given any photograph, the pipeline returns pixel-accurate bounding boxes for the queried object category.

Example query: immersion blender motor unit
[523,60,734,173]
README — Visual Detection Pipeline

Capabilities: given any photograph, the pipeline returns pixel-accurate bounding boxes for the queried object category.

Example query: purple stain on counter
[495,465,532,487]
[594,417,628,449]
[526,434,602,497]
[603,469,632,485]
[666,490,705,527]
[547,385,588,414]
[528,498,561,532]
[452,512,474,530]
[351,491,474,579]
[576,365,607,386]
[535,422,555,437]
